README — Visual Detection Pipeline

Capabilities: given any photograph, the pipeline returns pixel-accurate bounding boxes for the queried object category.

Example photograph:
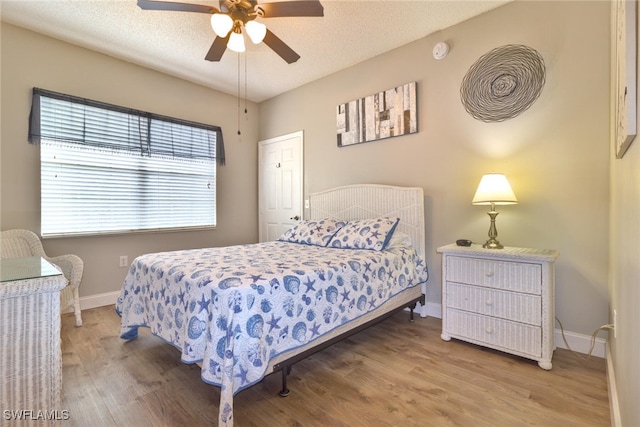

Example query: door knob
[290,215,300,220]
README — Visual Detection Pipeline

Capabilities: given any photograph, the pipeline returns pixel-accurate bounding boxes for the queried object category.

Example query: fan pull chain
[244,53,248,115]
[237,52,241,136]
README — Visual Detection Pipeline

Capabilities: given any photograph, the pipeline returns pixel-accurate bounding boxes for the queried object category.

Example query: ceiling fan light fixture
[245,20,267,44]
[211,13,233,37]
[137,0,324,63]
[227,30,246,52]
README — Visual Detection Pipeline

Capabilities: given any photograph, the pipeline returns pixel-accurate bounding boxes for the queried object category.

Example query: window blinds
[29,88,225,237]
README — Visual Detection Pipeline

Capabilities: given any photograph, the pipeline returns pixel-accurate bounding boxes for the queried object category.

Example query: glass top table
[0,256,63,283]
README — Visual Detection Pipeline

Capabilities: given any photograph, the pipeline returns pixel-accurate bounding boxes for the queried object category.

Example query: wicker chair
[0,229,83,326]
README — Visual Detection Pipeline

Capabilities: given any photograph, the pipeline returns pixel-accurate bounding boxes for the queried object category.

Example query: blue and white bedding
[116,240,428,426]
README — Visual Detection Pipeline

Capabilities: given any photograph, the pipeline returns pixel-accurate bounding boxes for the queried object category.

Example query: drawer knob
[485,327,494,334]
[485,299,493,306]
[485,271,495,277]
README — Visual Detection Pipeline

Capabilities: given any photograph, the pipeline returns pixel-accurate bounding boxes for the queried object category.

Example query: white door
[258,131,303,242]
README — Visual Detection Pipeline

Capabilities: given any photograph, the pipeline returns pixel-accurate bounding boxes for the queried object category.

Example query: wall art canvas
[337,82,417,147]
[613,0,637,158]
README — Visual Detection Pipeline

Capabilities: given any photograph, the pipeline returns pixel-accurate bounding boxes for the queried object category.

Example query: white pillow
[386,231,412,249]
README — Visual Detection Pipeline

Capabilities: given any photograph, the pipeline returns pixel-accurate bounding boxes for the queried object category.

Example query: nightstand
[437,244,559,370]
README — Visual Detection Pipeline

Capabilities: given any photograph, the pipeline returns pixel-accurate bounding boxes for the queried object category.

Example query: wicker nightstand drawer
[446,308,542,358]
[446,256,542,294]
[446,282,542,326]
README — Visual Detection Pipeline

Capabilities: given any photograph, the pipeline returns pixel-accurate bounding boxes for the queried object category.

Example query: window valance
[28,87,225,165]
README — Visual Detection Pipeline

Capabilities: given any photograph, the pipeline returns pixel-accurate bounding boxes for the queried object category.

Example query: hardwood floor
[60,306,610,426]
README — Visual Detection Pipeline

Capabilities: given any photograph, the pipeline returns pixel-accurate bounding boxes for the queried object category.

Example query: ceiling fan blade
[137,0,218,14]
[259,0,323,17]
[262,29,300,64]
[205,35,230,62]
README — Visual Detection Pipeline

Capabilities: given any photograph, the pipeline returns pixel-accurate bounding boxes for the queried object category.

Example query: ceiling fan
[137,0,324,64]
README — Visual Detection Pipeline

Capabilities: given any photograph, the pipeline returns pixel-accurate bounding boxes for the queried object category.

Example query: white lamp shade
[211,13,233,37]
[227,31,246,52]
[472,173,518,205]
[245,20,267,44]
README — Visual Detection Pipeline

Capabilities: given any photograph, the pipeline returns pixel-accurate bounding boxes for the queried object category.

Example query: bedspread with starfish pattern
[116,240,427,426]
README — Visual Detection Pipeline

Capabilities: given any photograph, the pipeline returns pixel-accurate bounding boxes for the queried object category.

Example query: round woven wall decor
[460,44,546,122]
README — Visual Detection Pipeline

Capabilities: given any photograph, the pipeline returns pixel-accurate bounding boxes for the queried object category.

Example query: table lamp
[472,173,518,249]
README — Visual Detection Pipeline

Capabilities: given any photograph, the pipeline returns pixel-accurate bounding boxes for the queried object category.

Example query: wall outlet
[613,309,617,338]
[119,255,128,268]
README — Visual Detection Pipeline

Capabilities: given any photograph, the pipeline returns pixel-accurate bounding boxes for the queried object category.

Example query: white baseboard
[554,328,607,358]
[423,301,442,318]
[606,341,622,427]
[65,291,119,312]
[411,301,442,318]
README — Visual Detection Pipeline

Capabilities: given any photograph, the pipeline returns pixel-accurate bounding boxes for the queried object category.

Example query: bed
[116,184,429,426]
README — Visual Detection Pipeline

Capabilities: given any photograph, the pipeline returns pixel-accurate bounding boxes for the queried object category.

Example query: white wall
[258,0,611,339]
[609,0,640,422]
[0,23,260,298]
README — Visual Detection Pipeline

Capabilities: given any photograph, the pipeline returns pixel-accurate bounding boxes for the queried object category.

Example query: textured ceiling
[1,0,511,102]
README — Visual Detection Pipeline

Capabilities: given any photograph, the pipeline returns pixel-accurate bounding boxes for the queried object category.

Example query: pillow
[278,218,346,247]
[385,231,412,249]
[328,217,400,251]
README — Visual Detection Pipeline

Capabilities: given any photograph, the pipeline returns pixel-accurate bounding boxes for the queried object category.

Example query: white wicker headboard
[308,184,425,259]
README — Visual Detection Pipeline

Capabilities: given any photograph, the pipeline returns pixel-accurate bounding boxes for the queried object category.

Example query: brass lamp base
[482,238,503,249]
[483,209,504,250]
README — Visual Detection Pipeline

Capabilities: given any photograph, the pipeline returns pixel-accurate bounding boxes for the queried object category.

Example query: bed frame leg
[279,365,292,397]
[409,295,427,321]
[409,303,416,322]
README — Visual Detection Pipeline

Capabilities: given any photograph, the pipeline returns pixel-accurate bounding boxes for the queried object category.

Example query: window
[29,88,225,237]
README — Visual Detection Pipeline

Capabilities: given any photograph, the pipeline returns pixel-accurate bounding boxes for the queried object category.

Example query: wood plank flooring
[60,306,610,426]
